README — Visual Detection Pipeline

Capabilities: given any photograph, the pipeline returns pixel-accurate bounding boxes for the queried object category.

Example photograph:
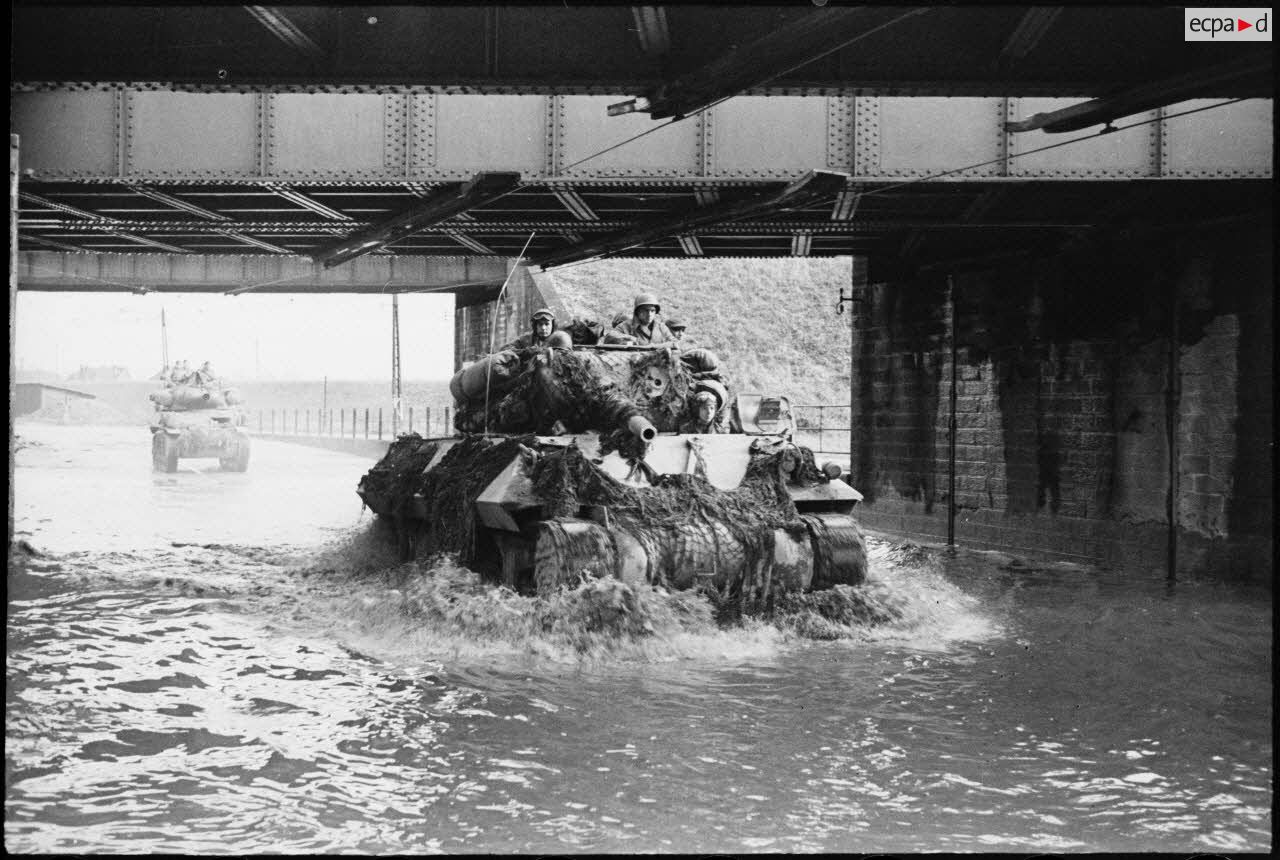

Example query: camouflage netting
[453,344,734,440]
[527,441,814,618]
[357,433,442,519]
[358,430,838,617]
[455,348,642,436]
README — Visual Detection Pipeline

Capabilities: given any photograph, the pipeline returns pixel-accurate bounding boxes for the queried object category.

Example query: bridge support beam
[11,89,1272,184]
[16,251,511,295]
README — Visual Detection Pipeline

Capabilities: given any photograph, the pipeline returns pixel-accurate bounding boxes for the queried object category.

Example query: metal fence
[792,404,852,463]
[258,402,853,460]
[256,405,453,441]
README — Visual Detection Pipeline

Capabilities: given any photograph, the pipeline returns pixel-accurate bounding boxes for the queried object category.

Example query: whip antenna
[483,232,537,436]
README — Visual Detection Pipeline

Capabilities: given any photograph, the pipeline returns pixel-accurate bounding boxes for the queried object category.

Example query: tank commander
[679,379,730,434]
[501,308,557,351]
[609,293,676,345]
[195,361,218,387]
[666,319,687,341]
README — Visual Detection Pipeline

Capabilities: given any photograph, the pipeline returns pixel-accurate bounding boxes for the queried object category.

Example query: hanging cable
[482,231,537,436]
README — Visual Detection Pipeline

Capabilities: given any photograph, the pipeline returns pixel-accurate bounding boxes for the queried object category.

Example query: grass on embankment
[545,257,854,406]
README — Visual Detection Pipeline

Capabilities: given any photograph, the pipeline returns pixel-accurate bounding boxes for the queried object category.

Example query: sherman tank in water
[148,374,251,473]
[357,329,866,616]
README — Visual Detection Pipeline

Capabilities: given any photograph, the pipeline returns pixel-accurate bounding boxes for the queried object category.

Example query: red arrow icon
[1238,18,1252,30]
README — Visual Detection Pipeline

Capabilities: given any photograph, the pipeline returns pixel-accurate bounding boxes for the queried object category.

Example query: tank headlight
[821,461,843,480]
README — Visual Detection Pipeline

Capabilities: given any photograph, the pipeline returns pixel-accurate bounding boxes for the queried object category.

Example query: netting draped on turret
[452,345,734,439]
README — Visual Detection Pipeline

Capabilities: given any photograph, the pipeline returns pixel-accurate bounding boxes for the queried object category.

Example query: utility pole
[391,293,402,436]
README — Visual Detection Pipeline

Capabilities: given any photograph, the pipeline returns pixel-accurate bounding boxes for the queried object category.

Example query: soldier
[666,319,687,341]
[196,360,218,387]
[611,293,676,345]
[501,308,557,351]
[679,379,730,434]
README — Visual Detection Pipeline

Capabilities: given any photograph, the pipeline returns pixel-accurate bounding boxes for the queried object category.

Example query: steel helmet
[545,330,573,350]
[693,379,728,411]
[633,293,661,314]
[531,308,555,322]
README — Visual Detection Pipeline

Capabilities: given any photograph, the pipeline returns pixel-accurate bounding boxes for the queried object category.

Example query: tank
[357,342,866,614]
[148,383,251,473]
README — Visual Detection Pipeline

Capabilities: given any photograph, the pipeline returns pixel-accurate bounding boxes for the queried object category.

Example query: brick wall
[851,223,1273,582]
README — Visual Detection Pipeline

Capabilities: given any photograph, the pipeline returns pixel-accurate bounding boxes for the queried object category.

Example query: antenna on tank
[482,233,537,437]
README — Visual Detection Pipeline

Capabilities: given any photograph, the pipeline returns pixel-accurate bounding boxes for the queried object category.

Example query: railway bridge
[10,4,1273,579]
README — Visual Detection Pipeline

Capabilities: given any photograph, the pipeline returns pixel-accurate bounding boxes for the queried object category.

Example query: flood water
[7,423,1272,853]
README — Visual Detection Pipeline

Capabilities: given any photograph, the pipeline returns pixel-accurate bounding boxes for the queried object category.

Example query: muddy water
[7,423,1272,853]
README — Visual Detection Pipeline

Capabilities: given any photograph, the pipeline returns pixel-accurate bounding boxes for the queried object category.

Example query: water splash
[260,526,997,665]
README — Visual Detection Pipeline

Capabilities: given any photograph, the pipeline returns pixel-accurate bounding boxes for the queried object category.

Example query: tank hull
[149,409,250,472]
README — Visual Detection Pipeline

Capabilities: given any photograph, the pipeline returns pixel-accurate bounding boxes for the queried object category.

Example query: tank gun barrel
[627,414,657,442]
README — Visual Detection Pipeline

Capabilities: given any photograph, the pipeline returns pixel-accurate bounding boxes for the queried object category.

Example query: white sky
[15,292,456,381]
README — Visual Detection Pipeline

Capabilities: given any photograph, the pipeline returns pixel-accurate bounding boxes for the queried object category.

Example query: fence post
[352,408,357,439]
[378,408,383,440]
[364,408,370,439]
[306,410,311,435]
[340,409,345,437]
[445,406,451,433]
[408,406,414,434]
[425,406,432,436]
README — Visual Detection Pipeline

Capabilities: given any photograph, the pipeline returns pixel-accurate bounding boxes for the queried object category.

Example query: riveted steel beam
[534,169,849,268]
[261,183,352,220]
[1006,55,1273,133]
[831,187,860,221]
[17,250,511,294]
[996,8,1062,72]
[445,232,496,255]
[14,88,1272,184]
[611,7,931,119]
[551,188,599,221]
[113,233,190,254]
[677,235,703,256]
[19,192,108,221]
[630,6,671,56]
[244,6,324,59]
[311,172,521,268]
[127,185,231,221]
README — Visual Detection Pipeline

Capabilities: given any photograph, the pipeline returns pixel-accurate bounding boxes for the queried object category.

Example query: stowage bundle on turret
[359,337,868,618]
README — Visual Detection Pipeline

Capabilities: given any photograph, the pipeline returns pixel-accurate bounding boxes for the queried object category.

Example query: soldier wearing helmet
[501,307,558,351]
[610,293,676,345]
[679,378,730,434]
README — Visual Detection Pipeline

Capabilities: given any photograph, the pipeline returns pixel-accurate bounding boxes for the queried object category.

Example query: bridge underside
[11,88,1273,287]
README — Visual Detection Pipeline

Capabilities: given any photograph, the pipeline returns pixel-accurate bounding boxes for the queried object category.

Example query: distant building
[68,365,131,382]
[14,383,97,417]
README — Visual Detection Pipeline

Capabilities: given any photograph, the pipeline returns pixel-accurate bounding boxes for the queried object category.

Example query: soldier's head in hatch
[531,308,555,341]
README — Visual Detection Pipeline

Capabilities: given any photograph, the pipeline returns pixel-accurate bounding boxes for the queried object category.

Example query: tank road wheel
[153,432,179,473]
[220,436,250,472]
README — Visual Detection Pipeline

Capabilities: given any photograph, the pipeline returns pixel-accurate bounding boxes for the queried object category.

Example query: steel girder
[16,250,512,295]
[11,89,1273,184]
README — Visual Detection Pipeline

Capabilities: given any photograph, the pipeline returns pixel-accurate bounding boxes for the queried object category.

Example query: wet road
[7,422,1272,853]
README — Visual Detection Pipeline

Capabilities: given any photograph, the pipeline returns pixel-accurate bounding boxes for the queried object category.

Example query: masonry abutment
[852,223,1273,582]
